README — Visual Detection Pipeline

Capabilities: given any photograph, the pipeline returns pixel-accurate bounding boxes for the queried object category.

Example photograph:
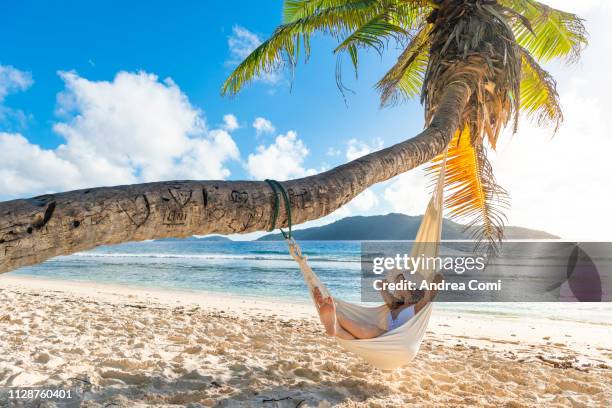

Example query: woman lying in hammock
[313,272,443,340]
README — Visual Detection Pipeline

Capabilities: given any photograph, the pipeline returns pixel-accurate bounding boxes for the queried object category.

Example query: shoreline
[2,274,610,360]
[1,274,610,406]
[0,274,316,320]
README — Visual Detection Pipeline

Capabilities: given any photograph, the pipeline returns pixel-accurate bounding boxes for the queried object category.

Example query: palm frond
[284,0,433,23]
[519,47,562,131]
[333,12,409,92]
[375,24,430,106]
[222,0,381,95]
[428,128,510,252]
[502,0,587,63]
[313,1,430,94]
[334,15,408,61]
[284,0,367,23]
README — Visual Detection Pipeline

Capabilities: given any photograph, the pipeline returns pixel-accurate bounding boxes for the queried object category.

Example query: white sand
[1,275,610,407]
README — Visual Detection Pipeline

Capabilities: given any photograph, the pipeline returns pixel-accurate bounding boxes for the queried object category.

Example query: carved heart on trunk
[117,194,150,227]
[169,189,192,207]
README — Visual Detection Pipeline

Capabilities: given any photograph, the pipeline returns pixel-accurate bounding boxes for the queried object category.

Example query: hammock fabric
[285,152,447,370]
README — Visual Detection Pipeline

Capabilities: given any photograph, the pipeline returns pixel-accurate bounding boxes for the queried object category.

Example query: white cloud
[227,26,281,85]
[383,165,431,216]
[252,117,275,136]
[346,138,383,161]
[326,147,342,157]
[0,65,32,101]
[222,113,239,131]
[0,64,33,126]
[0,70,240,200]
[492,90,612,240]
[346,188,379,212]
[0,132,81,198]
[246,131,316,180]
[227,26,261,61]
[383,86,612,239]
[489,5,612,240]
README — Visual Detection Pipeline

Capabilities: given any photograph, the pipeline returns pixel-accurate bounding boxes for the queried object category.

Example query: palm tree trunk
[0,82,470,274]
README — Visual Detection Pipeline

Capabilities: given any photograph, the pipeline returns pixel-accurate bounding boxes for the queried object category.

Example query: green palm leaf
[284,0,365,23]
[224,0,432,96]
[333,13,409,92]
[331,1,429,92]
[222,0,381,95]
[503,0,587,62]
[519,47,562,131]
[284,0,432,24]
[375,24,430,106]
[334,16,408,59]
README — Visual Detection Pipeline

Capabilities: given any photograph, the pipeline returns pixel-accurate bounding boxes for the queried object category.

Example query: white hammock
[286,154,447,370]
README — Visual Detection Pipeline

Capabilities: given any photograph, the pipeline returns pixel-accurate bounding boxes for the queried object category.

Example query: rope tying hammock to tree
[264,179,292,240]
[264,151,447,369]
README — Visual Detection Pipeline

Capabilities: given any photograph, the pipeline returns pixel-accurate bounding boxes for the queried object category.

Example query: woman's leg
[334,324,357,340]
[336,310,386,339]
[312,287,385,340]
[312,287,337,336]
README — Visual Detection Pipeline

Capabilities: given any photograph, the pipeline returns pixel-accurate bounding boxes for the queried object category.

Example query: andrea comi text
[373,278,503,292]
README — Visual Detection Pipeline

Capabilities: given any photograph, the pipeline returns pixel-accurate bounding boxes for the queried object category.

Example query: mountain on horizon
[256,213,558,241]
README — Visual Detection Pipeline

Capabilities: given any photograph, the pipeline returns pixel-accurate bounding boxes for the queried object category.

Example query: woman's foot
[312,287,336,336]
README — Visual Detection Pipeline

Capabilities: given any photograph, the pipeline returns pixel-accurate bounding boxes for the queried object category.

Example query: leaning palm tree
[223,0,586,249]
[0,0,586,273]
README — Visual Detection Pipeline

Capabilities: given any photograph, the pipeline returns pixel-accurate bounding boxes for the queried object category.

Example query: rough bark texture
[0,83,470,274]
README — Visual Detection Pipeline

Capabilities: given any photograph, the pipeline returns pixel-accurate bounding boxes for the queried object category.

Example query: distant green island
[255,213,558,241]
[158,213,557,242]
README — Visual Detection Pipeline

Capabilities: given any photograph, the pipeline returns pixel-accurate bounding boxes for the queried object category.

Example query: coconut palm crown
[222,0,587,250]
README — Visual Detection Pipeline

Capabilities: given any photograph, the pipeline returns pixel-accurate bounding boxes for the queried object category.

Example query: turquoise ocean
[10,239,612,325]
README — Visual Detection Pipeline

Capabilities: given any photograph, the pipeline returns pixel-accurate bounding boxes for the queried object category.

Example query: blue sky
[1,1,611,239]
[1,0,422,159]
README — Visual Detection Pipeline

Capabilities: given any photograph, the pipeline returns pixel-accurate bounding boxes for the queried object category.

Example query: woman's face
[394,275,414,302]
[394,274,423,304]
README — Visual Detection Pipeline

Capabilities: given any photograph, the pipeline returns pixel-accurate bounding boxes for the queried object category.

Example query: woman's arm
[414,273,443,314]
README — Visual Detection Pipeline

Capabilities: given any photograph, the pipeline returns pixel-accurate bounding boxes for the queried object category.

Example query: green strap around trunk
[264,179,292,240]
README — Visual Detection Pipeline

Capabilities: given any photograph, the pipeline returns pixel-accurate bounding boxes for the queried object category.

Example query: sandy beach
[0,275,610,407]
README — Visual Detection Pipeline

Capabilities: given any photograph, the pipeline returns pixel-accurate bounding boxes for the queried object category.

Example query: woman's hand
[287,240,304,260]
[422,273,443,303]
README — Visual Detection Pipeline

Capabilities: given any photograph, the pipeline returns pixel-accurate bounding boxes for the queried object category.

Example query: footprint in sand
[293,367,321,381]
[100,358,153,371]
[99,369,149,385]
[167,335,189,344]
[32,352,51,364]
